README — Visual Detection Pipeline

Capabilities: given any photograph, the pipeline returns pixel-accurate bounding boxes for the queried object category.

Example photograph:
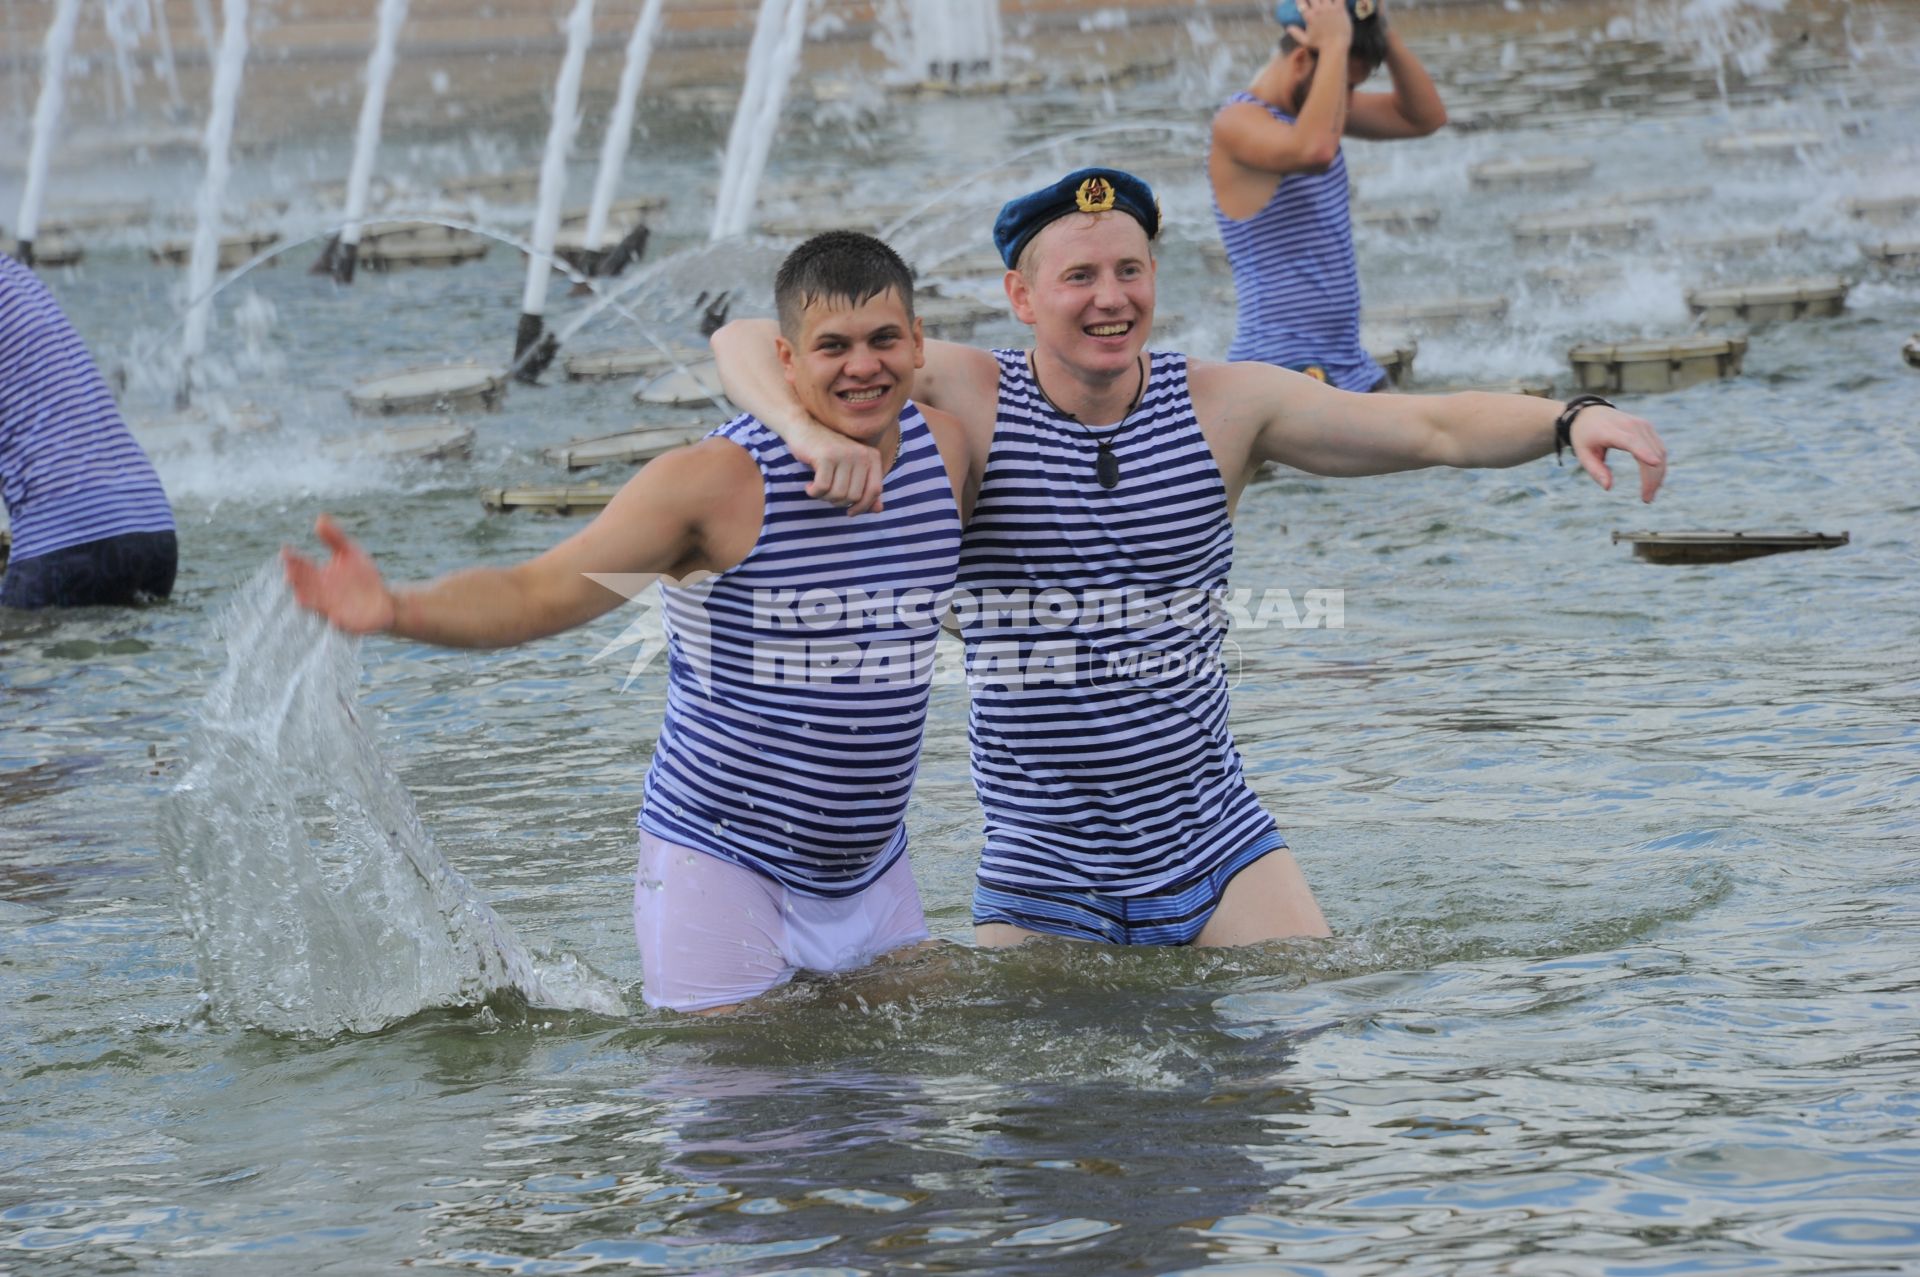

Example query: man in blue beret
[1210,0,1448,390]
[711,167,1666,950]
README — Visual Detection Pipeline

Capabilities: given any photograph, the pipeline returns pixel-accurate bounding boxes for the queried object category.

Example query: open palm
[282,514,397,635]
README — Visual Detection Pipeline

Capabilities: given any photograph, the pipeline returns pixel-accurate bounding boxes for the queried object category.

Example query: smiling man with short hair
[285,231,976,1012]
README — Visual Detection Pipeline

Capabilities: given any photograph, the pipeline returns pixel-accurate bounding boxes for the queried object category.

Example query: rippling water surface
[4,4,1919,1272]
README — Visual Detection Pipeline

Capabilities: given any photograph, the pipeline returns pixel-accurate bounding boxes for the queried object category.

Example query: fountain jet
[14,0,84,269]
[315,0,409,284]
[709,0,811,244]
[910,0,1001,83]
[578,0,665,277]
[512,0,595,384]
[179,0,250,406]
[150,0,186,112]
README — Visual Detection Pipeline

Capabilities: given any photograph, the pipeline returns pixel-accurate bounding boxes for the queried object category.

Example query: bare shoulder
[607,435,760,529]
[1187,355,1279,421]
[631,434,759,493]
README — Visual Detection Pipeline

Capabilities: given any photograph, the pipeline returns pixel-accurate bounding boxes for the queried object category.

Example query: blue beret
[992,168,1161,269]
[1274,0,1377,29]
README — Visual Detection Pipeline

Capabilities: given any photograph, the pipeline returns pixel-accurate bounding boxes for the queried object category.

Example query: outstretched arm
[1201,361,1668,500]
[283,442,754,646]
[1347,25,1448,139]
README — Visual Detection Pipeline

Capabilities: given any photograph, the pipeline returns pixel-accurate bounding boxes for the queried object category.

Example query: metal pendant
[1096,445,1120,490]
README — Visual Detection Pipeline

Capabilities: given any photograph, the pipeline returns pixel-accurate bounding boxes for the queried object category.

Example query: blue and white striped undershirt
[957,350,1283,897]
[0,254,174,562]
[640,407,961,899]
[1212,91,1386,392]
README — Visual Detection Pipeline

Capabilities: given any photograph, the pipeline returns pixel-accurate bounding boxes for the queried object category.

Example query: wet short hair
[773,231,916,340]
[1281,14,1389,73]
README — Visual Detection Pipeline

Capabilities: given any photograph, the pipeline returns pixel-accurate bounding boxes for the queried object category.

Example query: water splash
[1630,0,1788,85]
[161,565,626,1036]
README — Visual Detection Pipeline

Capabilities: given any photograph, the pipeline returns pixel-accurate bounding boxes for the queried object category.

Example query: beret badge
[1075,177,1117,215]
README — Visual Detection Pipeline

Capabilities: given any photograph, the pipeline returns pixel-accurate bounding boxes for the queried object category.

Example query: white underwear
[632,830,930,1012]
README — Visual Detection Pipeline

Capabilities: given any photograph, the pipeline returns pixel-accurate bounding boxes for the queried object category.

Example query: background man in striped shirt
[285,233,976,1013]
[712,169,1666,950]
[0,255,177,610]
[1209,0,1448,390]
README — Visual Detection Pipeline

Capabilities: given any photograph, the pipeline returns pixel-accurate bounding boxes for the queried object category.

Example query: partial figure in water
[286,231,978,1013]
[709,166,1670,952]
[1209,0,1449,389]
[0,254,177,609]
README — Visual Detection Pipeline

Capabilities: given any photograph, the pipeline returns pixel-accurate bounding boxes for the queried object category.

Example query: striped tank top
[1211,91,1386,392]
[956,350,1283,895]
[639,407,961,898]
[0,255,174,562]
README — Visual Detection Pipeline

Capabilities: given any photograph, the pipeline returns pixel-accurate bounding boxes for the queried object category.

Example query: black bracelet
[1554,394,1614,466]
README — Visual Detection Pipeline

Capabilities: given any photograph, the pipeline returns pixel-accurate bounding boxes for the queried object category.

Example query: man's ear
[911,315,926,370]
[1004,266,1037,327]
[775,333,797,385]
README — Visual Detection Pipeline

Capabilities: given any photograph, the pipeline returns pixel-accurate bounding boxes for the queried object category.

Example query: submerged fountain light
[1569,335,1748,394]
[546,424,706,471]
[1684,278,1850,326]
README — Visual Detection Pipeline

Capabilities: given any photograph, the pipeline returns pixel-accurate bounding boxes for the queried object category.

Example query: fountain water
[709,0,811,243]
[12,0,82,267]
[178,0,249,404]
[577,0,666,277]
[187,0,213,52]
[910,0,1002,84]
[161,565,625,1037]
[102,0,146,118]
[316,0,410,284]
[148,0,185,113]
[512,0,596,383]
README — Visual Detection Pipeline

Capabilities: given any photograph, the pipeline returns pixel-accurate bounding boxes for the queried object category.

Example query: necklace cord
[1027,351,1146,447]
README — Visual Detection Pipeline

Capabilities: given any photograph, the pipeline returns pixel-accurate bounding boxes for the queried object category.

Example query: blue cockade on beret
[1274,0,1377,29]
[992,168,1162,269]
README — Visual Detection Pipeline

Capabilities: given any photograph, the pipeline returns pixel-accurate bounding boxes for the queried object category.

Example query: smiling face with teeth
[1006,212,1157,382]
[775,286,925,452]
